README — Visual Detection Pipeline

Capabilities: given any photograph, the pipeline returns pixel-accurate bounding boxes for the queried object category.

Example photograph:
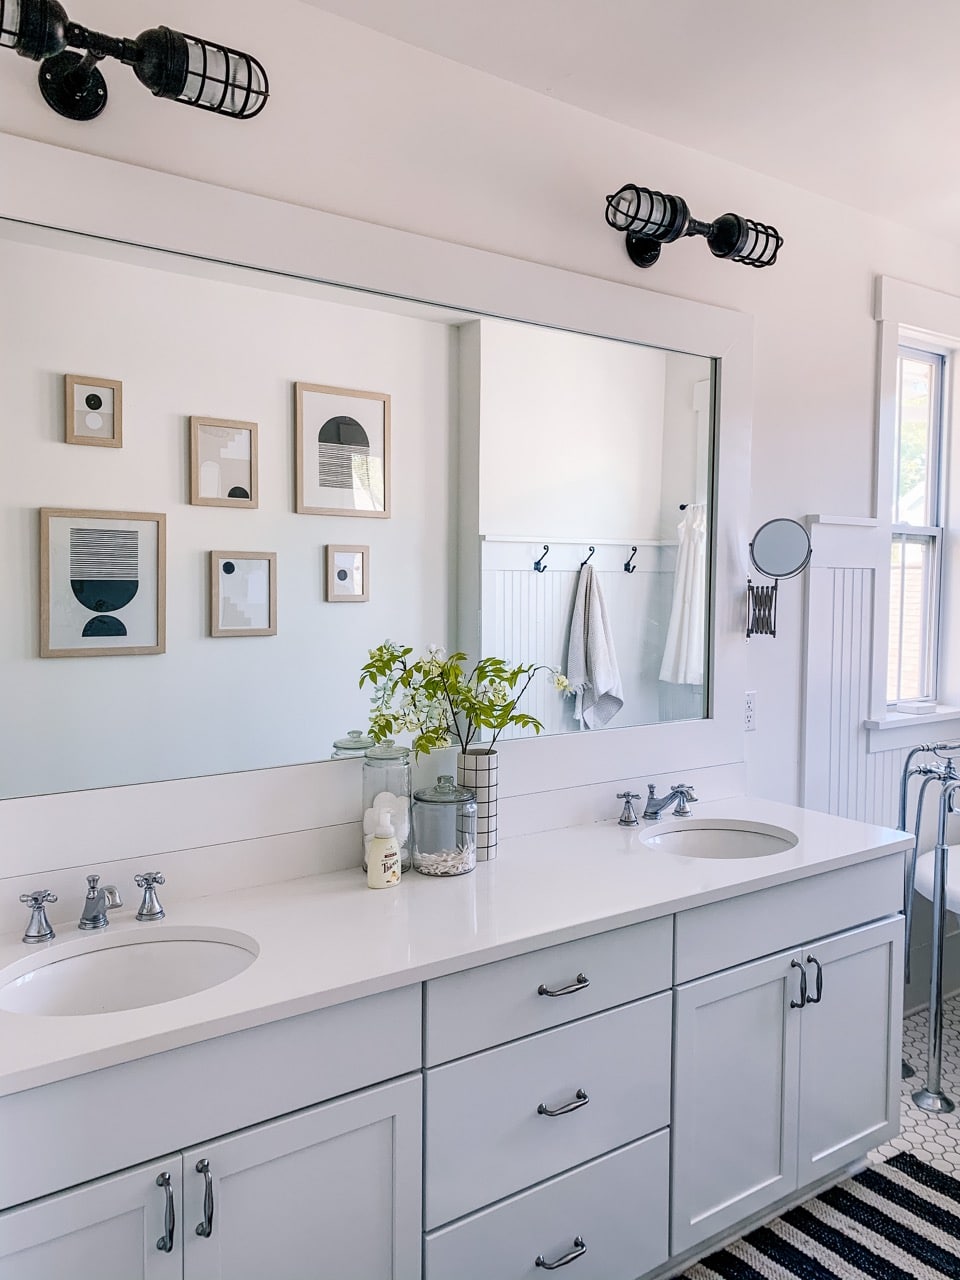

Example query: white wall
[1,234,454,797]
[472,318,665,541]
[3,0,960,803]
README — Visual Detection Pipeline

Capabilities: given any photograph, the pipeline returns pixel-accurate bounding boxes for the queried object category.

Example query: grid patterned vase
[457,748,498,861]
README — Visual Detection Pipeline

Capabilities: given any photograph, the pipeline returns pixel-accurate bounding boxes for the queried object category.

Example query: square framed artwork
[190,417,259,508]
[295,382,390,518]
[325,544,369,602]
[210,551,277,637]
[64,374,123,448]
[40,508,165,658]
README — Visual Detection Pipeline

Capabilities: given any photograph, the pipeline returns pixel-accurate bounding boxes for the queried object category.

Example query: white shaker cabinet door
[182,1075,421,1280]
[0,1156,183,1280]
[672,948,803,1256]
[797,916,904,1183]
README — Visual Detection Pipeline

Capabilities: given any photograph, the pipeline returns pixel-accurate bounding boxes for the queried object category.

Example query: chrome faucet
[78,874,122,930]
[642,782,698,821]
[20,889,57,944]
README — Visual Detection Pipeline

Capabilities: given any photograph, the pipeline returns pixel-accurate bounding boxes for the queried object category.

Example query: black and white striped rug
[684,1153,960,1279]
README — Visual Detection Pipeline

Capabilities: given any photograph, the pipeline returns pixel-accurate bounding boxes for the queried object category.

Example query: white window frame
[886,344,945,707]
[868,277,960,742]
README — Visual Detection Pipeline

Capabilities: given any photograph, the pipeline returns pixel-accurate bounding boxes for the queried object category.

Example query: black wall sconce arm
[604,184,782,269]
[1,0,268,120]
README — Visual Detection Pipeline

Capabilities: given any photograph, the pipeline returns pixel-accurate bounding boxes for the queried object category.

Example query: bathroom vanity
[0,798,909,1280]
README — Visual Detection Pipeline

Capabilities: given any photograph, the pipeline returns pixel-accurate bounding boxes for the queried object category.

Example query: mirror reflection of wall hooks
[533,545,550,573]
[679,503,689,511]
[624,546,638,574]
[580,546,596,569]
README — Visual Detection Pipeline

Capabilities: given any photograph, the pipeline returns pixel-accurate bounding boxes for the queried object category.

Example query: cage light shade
[604,184,689,243]
[132,26,268,118]
[0,0,67,59]
[707,212,782,267]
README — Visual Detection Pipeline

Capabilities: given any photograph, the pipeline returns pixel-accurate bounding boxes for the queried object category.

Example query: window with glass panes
[887,346,945,705]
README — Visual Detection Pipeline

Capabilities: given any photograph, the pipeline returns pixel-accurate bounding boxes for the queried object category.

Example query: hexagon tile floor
[870,994,960,1172]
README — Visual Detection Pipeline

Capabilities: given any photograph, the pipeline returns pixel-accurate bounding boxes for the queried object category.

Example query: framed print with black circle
[295,383,390,517]
[64,374,123,447]
[40,508,165,657]
[211,551,277,637]
[190,417,259,508]
[325,544,369,603]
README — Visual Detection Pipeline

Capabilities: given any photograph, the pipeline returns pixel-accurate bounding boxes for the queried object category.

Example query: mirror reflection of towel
[566,564,623,729]
[659,504,706,685]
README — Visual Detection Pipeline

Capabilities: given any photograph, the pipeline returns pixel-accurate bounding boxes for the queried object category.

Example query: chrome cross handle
[616,791,642,826]
[19,889,57,944]
[135,872,166,922]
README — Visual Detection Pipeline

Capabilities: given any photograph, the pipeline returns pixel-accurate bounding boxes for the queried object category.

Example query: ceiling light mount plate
[39,48,106,119]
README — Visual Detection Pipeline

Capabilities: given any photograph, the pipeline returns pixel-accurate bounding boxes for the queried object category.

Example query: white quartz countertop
[0,797,911,1096]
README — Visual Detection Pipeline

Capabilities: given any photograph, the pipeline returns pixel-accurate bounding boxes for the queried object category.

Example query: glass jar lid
[364,738,411,761]
[332,729,374,753]
[414,774,475,803]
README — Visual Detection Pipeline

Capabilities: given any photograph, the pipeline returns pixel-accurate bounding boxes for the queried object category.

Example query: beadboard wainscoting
[801,516,960,1008]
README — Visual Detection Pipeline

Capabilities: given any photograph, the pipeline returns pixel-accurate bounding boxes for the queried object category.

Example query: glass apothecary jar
[331,729,374,759]
[361,740,412,872]
[412,775,477,876]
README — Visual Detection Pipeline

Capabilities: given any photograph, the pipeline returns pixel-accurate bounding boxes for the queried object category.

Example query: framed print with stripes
[295,383,390,517]
[40,509,166,657]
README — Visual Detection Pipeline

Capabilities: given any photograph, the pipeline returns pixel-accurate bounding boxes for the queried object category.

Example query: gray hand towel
[566,563,623,729]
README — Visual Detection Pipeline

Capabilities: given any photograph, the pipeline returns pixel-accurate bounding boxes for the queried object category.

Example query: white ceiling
[306,0,960,246]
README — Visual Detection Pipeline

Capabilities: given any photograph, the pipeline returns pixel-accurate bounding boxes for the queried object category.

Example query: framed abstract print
[40,508,165,657]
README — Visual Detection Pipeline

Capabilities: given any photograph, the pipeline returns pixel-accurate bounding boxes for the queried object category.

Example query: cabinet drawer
[424,993,671,1228]
[424,918,673,1065]
[675,852,903,982]
[425,1129,669,1280]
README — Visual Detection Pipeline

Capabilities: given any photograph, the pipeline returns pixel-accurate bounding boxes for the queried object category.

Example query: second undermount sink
[640,817,799,859]
[0,926,259,1017]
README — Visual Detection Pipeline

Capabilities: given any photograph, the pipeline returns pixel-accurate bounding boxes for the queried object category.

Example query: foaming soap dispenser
[367,813,401,889]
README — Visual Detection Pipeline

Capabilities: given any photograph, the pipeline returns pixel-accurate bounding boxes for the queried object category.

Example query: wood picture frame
[40,508,166,657]
[64,374,123,448]
[325,544,369,602]
[295,382,390,518]
[210,551,277,637]
[190,417,259,508]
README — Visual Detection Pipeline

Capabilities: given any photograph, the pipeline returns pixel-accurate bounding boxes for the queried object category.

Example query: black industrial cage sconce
[605,184,782,269]
[0,0,268,121]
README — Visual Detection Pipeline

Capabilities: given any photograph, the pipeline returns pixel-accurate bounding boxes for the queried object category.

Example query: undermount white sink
[0,926,259,1016]
[640,817,799,860]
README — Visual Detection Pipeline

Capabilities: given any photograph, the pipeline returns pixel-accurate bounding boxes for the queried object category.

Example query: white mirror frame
[0,134,752,799]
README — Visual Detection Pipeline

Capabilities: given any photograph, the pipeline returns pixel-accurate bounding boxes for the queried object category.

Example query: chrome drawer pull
[195,1158,215,1238]
[538,973,590,997]
[805,954,824,1005]
[156,1171,176,1253]
[538,1088,589,1117]
[789,958,807,1009]
[536,1235,587,1268]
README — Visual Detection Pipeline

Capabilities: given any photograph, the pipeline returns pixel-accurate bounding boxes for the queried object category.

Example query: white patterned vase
[457,748,498,861]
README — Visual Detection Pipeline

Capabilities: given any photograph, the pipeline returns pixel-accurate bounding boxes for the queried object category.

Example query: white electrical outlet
[745,690,757,732]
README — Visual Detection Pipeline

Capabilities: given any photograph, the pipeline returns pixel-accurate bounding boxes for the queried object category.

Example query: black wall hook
[580,546,596,569]
[624,546,637,573]
[533,545,549,573]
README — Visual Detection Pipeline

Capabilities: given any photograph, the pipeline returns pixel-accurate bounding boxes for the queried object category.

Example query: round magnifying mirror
[749,518,811,580]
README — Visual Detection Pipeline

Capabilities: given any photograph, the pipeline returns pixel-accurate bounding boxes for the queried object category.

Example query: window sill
[864,706,960,754]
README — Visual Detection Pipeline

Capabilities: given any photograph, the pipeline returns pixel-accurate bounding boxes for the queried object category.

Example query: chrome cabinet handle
[156,1171,176,1253]
[805,954,823,1005]
[789,958,807,1009]
[195,1158,214,1238]
[536,1236,587,1268]
[538,973,590,997]
[538,1088,589,1117]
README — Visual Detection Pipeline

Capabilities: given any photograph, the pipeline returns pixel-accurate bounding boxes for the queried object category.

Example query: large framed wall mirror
[0,144,748,800]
